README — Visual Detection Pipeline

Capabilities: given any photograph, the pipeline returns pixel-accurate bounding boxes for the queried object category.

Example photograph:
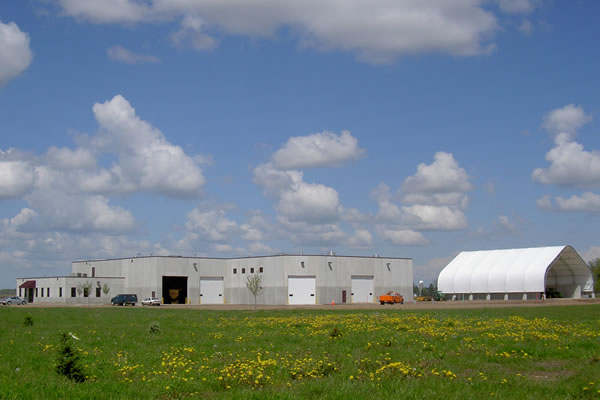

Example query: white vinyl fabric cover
[438,246,593,295]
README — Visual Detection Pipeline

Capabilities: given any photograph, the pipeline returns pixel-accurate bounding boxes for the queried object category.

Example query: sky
[1,0,600,289]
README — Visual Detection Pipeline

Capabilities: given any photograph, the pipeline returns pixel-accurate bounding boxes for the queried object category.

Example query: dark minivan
[111,294,138,306]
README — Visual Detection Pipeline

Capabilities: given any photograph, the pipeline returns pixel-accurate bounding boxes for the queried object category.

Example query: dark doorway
[162,276,188,304]
[27,288,34,303]
[342,290,347,304]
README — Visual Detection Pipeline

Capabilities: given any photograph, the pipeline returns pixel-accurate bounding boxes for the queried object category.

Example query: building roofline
[16,276,125,280]
[71,254,412,263]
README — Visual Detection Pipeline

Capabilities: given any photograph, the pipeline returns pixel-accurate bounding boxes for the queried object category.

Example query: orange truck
[379,291,404,305]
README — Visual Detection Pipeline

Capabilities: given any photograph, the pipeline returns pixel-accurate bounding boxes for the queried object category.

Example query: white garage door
[352,276,374,303]
[288,276,316,305]
[200,277,224,304]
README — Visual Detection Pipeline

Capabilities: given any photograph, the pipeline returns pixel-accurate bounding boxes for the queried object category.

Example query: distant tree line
[413,282,438,297]
[589,259,600,295]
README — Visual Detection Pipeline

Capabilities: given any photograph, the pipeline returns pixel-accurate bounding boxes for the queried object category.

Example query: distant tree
[426,283,436,297]
[246,273,264,310]
[102,283,110,296]
[78,281,93,307]
[589,259,600,295]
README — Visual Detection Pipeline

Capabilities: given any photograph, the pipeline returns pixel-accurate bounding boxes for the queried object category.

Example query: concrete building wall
[226,255,412,305]
[19,254,413,305]
[16,276,124,304]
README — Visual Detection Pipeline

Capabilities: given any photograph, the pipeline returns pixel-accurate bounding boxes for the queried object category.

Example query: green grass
[1,305,599,399]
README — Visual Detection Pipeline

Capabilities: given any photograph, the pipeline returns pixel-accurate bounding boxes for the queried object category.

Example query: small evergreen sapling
[149,321,161,334]
[24,313,33,326]
[56,332,85,382]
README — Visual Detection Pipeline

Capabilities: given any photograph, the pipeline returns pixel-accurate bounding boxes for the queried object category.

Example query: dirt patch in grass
[527,360,573,382]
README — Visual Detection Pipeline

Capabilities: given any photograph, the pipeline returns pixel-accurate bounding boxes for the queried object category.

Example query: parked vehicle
[2,296,27,305]
[379,291,404,305]
[141,297,161,306]
[415,295,433,301]
[111,294,138,306]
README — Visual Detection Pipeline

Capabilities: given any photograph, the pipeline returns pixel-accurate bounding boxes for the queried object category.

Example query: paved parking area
[17,298,599,310]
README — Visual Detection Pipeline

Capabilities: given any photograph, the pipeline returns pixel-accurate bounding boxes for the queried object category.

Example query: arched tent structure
[438,246,594,300]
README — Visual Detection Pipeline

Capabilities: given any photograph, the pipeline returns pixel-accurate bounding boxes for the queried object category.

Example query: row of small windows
[20,288,53,297]
[232,266,264,274]
[19,287,103,298]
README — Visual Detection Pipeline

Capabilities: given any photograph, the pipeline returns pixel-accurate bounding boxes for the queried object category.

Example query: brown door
[342,290,347,304]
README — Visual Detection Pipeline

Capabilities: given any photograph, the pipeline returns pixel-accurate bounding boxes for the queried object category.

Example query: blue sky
[1,0,600,288]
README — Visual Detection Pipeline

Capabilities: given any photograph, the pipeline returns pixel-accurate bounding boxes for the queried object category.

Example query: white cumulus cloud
[0,20,33,86]
[533,105,600,189]
[347,229,373,248]
[277,216,346,246]
[107,45,160,64]
[56,0,499,62]
[184,209,238,241]
[542,104,591,140]
[402,204,468,231]
[0,159,36,199]
[253,162,303,198]
[496,215,519,233]
[24,190,135,233]
[46,147,96,170]
[170,15,217,50]
[277,182,340,223]
[272,130,364,169]
[532,139,600,188]
[401,152,473,195]
[253,130,353,228]
[378,227,427,246]
[372,152,472,242]
[91,94,206,196]
[497,0,539,14]
[247,241,276,254]
[56,0,156,23]
[555,192,600,213]
[538,192,600,214]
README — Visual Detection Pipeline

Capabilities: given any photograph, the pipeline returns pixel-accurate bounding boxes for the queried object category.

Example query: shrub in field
[55,332,85,383]
[149,321,161,334]
[23,313,33,326]
[329,326,342,339]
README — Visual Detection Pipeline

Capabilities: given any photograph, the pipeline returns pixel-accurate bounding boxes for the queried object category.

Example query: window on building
[19,288,22,297]
[96,287,101,297]
[242,268,246,274]
[233,268,237,274]
[259,267,264,273]
[250,267,254,273]
[71,287,76,297]
[41,288,44,297]
[47,288,50,297]
[92,267,96,278]
[60,287,63,297]
[84,287,89,298]
[35,288,38,297]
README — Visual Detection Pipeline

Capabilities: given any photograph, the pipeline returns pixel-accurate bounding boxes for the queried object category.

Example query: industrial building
[16,254,413,305]
[437,245,594,300]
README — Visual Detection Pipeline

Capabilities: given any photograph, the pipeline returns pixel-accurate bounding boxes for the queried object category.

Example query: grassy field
[1,305,599,399]
[0,288,16,297]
